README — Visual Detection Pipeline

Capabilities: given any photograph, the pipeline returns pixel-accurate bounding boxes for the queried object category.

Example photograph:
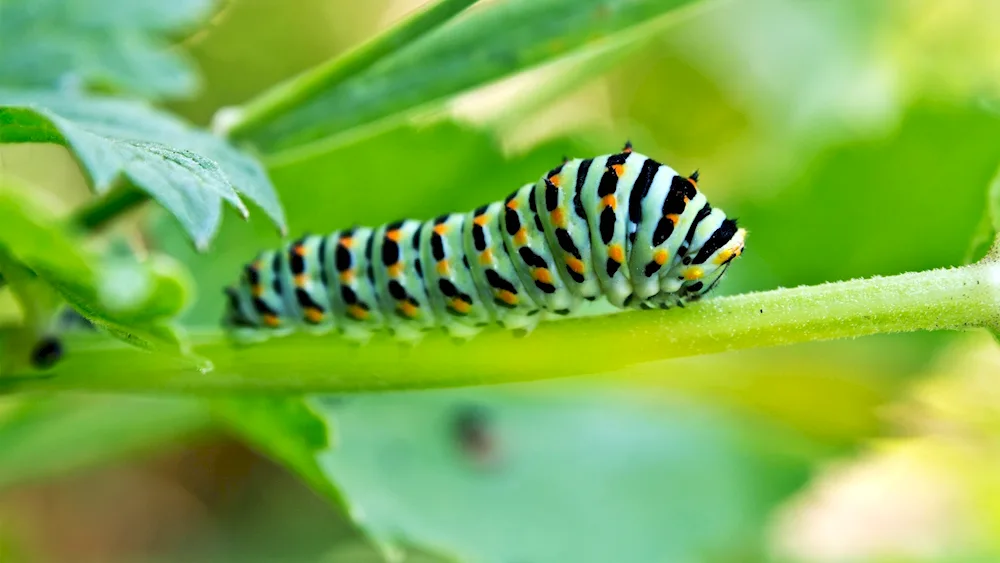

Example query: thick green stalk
[225,0,477,141]
[6,261,998,394]
[72,186,149,231]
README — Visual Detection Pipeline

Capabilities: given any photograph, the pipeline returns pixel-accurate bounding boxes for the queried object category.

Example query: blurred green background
[4,0,1000,561]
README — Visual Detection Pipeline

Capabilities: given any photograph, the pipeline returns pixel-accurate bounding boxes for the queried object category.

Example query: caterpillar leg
[225,325,280,346]
[386,324,426,345]
[650,292,686,310]
[496,309,541,335]
[445,322,484,342]
[338,324,377,345]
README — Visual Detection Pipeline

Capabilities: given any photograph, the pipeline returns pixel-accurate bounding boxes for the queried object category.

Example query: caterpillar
[224,143,747,343]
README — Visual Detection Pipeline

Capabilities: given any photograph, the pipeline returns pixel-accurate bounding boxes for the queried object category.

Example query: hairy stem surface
[7,261,998,394]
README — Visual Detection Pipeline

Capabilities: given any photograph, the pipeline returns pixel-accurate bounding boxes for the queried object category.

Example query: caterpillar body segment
[535,159,601,301]
[328,227,385,342]
[501,183,580,314]
[422,213,494,339]
[224,144,747,343]
[371,219,438,343]
[463,202,542,333]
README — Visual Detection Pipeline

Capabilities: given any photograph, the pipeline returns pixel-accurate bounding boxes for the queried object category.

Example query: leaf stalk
[7,260,999,394]
[224,0,477,142]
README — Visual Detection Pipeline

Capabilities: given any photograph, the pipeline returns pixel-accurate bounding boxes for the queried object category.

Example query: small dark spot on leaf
[453,403,498,469]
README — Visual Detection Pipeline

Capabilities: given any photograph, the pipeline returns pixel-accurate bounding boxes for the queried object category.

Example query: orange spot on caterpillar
[340,237,354,249]
[387,230,402,242]
[514,228,528,245]
[294,274,308,287]
[294,245,307,256]
[474,214,490,227]
[666,213,680,225]
[565,256,585,274]
[433,223,449,235]
[388,263,404,277]
[551,208,566,227]
[450,298,471,314]
[608,244,624,263]
[347,304,369,320]
[397,300,419,318]
[548,174,561,188]
[262,314,281,327]
[653,249,669,265]
[601,194,617,210]
[436,260,450,275]
[611,164,624,177]
[304,307,324,323]
[715,246,743,264]
[479,249,493,265]
[251,285,264,297]
[684,266,704,281]
[506,199,519,210]
[496,289,518,305]
[339,270,354,283]
[532,268,552,284]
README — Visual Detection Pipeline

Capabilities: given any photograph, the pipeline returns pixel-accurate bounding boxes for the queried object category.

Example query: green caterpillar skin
[224,143,747,343]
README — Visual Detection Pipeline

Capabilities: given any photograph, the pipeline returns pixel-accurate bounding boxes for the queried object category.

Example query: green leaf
[967,209,996,264]
[0,180,195,356]
[212,395,342,502]
[216,346,898,560]
[0,89,286,248]
[0,0,215,99]
[734,103,1000,291]
[228,0,704,154]
[307,383,820,562]
[967,163,1000,263]
[0,394,212,490]
[0,188,92,285]
[320,542,445,563]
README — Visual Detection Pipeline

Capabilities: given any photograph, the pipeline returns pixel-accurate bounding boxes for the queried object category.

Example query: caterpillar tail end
[221,286,270,345]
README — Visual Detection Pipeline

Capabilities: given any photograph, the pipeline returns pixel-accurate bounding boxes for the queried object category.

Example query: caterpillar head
[677,214,746,300]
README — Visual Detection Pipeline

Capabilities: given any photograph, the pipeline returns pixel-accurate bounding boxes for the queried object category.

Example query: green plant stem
[72,187,149,232]
[225,0,477,142]
[6,261,998,394]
